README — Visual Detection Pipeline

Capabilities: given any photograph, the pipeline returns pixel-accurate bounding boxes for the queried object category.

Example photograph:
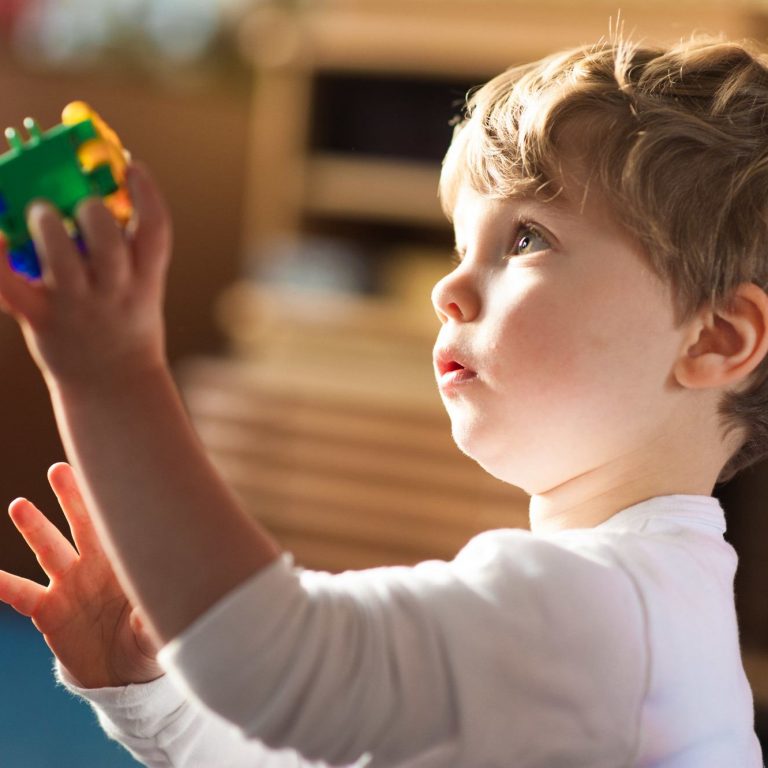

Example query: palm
[32,545,156,689]
[0,463,162,688]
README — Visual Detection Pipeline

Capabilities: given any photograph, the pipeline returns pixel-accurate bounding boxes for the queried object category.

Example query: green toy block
[0,116,118,278]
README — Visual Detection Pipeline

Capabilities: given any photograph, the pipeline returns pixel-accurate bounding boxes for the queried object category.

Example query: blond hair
[440,34,768,483]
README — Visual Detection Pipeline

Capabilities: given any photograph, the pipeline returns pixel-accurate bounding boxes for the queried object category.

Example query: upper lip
[433,346,476,377]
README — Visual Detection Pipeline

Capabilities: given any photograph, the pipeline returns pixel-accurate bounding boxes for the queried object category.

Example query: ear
[674,282,768,390]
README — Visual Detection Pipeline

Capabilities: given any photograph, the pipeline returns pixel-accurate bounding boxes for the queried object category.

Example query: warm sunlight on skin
[431,182,745,534]
[0,462,162,688]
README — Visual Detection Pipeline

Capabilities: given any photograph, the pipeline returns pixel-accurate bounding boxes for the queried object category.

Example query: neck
[527,440,722,535]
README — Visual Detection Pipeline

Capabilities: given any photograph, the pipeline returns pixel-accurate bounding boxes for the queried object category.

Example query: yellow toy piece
[62,101,133,224]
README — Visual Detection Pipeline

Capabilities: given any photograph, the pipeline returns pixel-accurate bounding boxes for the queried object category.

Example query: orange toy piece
[62,101,133,225]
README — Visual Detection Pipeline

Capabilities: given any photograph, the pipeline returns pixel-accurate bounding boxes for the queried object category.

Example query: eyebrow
[507,193,578,219]
[452,190,577,228]
[452,194,578,256]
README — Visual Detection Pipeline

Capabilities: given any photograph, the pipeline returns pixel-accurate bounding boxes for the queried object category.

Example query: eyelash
[450,221,550,266]
[510,222,549,257]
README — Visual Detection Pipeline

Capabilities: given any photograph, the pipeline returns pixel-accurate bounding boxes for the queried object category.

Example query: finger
[47,462,101,559]
[0,569,46,617]
[26,201,87,294]
[0,234,48,324]
[125,162,173,286]
[74,197,130,292]
[9,497,78,580]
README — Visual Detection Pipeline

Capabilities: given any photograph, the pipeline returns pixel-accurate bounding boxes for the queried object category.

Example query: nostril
[446,361,464,372]
[447,302,462,318]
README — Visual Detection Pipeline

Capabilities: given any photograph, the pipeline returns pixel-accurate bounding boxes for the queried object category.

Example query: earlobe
[674,283,768,390]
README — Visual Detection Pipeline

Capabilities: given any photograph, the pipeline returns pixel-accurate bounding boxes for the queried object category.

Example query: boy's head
[432,34,768,498]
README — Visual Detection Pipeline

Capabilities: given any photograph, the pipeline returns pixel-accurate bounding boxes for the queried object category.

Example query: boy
[0,32,765,767]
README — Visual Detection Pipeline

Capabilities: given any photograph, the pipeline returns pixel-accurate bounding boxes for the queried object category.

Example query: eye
[509,223,550,257]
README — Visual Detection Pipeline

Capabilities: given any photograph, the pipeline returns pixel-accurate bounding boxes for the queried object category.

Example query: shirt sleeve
[157,530,647,767]
[54,658,336,768]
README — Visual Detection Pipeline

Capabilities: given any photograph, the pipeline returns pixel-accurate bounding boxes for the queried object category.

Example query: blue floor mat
[0,604,143,768]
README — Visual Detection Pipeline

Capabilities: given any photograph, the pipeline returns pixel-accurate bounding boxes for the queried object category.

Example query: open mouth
[436,358,477,389]
[443,360,465,374]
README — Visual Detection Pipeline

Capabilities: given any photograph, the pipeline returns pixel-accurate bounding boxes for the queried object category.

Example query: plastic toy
[0,101,132,278]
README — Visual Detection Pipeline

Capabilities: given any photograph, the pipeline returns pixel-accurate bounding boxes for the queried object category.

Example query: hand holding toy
[0,101,132,278]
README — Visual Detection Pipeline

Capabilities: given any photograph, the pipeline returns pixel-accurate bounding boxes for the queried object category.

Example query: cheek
[483,285,585,398]
[580,271,679,384]
[484,274,674,416]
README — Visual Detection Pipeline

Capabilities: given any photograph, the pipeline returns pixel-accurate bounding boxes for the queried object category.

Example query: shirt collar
[594,494,726,535]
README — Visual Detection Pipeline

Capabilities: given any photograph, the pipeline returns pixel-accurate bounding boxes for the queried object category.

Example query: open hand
[0,462,163,688]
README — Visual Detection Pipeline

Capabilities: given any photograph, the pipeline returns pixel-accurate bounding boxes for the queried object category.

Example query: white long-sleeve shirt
[56,495,764,767]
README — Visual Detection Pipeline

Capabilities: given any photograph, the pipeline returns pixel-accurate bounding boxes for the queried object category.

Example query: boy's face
[432,181,690,495]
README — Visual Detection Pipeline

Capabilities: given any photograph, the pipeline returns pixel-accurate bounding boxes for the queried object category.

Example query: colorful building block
[0,102,132,278]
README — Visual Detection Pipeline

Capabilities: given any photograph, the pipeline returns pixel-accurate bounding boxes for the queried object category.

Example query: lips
[434,347,478,390]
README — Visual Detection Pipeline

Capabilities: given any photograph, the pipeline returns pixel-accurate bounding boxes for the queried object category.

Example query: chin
[449,421,536,494]
[476,459,537,494]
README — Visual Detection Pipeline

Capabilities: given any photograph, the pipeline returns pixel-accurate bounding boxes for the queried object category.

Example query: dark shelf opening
[309,71,482,163]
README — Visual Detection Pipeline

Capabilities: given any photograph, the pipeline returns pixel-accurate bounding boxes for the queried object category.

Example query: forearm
[49,363,281,645]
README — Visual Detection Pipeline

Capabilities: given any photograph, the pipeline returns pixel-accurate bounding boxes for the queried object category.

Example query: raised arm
[0,162,281,647]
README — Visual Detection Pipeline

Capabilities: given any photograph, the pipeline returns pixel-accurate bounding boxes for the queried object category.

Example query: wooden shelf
[240,0,755,78]
[177,354,529,571]
[304,154,444,226]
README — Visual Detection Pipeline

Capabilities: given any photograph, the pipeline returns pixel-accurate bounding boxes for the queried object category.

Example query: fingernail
[26,201,53,239]
[27,200,52,217]
[27,200,50,223]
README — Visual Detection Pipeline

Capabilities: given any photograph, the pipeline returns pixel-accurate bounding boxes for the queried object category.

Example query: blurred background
[1,0,768,764]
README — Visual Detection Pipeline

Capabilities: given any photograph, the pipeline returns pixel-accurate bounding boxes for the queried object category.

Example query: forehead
[451,183,588,241]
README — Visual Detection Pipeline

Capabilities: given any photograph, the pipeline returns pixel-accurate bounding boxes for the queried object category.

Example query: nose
[431,264,480,324]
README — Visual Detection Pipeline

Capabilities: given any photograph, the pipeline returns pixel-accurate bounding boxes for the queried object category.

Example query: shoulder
[444,527,639,613]
[450,529,644,643]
